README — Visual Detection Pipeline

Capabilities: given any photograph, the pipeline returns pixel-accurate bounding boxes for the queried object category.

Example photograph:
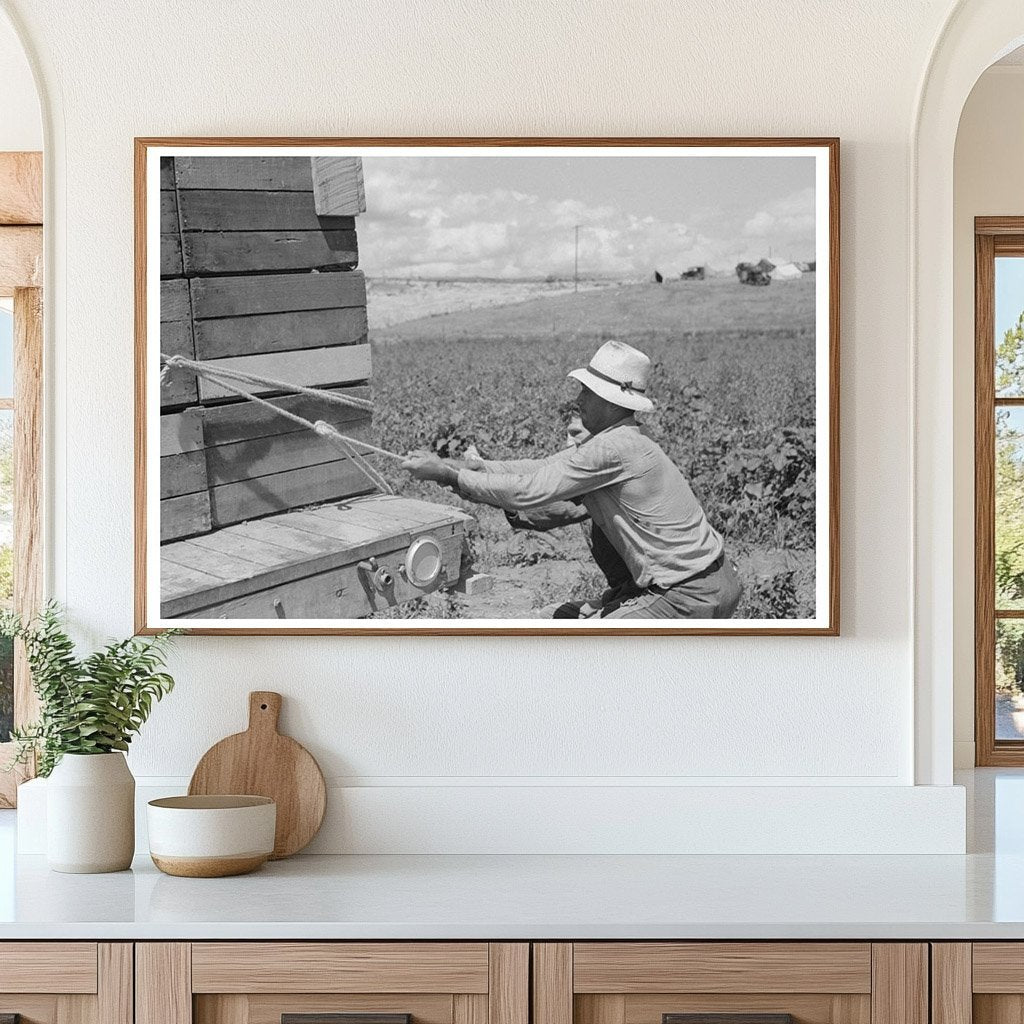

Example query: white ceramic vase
[46,752,135,873]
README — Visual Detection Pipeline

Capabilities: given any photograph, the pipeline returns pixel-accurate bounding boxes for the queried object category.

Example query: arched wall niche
[914,0,1024,785]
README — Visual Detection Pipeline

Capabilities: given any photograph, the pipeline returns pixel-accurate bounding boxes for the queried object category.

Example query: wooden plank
[160,278,191,322]
[160,156,175,190]
[191,269,366,318]
[161,407,205,457]
[204,414,371,485]
[57,990,95,1024]
[243,994,453,1024]
[190,941,489,993]
[161,448,208,498]
[179,189,353,232]
[0,996,60,1024]
[200,386,370,446]
[194,995,248,1024]
[973,944,1024,991]
[159,320,198,407]
[931,945,971,1024]
[187,529,318,569]
[194,306,367,360]
[576,997,624,1024]
[183,533,463,618]
[196,344,371,401]
[490,944,529,1024]
[13,287,43,748]
[977,230,997,765]
[162,536,267,580]
[534,945,573,1024]
[453,996,487,1024]
[309,495,467,533]
[161,232,183,277]
[335,494,471,529]
[98,944,133,1024]
[175,156,313,191]
[871,945,927,1024]
[0,225,42,294]
[161,516,464,617]
[160,190,178,235]
[182,229,357,275]
[572,943,872,994]
[0,152,42,224]
[0,942,97,993]
[160,554,224,594]
[973,995,1024,1024]
[227,516,373,556]
[209,458,375,526]
[312,156,366,216]
[136,944,191,1024]
[161,490,212,541]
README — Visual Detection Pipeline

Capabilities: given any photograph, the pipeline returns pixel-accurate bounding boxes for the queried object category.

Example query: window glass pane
[997,406,1024,610]
[997,620,1024,740]
[0,306,12,399]
[996,256,1024,397]
[0,408,12,742]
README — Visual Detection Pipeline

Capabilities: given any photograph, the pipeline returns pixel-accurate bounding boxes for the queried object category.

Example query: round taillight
[405,536,443,587]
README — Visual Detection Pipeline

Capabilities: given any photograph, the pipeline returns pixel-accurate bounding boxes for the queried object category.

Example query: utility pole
[574,224,581,293]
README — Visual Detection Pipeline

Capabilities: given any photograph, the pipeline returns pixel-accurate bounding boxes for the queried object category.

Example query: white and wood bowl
[147,795,276,877]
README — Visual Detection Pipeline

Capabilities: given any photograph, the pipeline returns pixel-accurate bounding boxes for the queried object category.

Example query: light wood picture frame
[975,216,1024,765]
[135,137,839,636]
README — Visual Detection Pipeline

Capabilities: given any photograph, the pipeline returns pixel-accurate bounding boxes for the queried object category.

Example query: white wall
[952,66,1024,767]
[0,9,39,151]
[0,0,973,852]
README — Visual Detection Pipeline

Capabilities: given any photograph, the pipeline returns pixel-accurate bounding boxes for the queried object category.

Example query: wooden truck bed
[160,495,474,620]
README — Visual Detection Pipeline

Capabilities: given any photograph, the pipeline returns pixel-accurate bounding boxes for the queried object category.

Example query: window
[976,219,1024,764]
[0,150,43,806]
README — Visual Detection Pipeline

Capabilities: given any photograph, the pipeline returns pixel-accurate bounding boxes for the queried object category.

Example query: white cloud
[741,186,816,259]
[358,164,816,278]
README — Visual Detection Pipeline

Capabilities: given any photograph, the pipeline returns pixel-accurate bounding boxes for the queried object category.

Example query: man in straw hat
[402,340,742,619]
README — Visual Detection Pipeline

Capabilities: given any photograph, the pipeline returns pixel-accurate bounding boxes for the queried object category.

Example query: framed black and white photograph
[135,138,839,635]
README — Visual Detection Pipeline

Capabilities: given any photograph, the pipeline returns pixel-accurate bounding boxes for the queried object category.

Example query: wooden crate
[161,496,474,619]
[159,154,374,538]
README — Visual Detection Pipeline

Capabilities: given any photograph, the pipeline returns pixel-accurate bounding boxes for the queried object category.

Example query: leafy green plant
[1,603,179,777]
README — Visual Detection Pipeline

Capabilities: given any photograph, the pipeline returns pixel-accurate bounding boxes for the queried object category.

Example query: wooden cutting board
[188,691,326,859]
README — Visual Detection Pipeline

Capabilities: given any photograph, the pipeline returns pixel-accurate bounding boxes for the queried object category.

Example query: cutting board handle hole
[260,703,268,710]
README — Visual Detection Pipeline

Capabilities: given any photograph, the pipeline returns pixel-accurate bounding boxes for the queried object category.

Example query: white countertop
[0,849,1022,940]
[1,769,1022,941]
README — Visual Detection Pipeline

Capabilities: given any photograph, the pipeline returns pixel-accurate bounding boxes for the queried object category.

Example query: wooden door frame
[975,216,1024,765]
[0,151,43,806]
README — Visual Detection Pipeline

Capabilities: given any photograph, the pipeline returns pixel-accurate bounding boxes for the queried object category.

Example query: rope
[160,351,401,495]
[163,354,374,411]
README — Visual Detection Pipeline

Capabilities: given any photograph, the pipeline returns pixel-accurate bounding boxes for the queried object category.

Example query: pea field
[367,274,818,620]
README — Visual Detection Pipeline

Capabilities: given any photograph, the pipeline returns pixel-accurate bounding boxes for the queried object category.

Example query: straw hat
[567,340,654,413]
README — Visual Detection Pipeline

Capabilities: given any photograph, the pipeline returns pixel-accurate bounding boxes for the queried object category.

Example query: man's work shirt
[456,418,724,588]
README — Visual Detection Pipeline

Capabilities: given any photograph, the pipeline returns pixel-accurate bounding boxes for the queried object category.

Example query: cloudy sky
[357,154,816,279]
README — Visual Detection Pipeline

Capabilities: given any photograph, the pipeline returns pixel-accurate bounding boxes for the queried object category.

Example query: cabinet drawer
[0,942,98,993]
[572,943,871,994]
[139,943,528,1024]
[0,943,130,1024]
[191,943,490,993]
[534,944,925,1024]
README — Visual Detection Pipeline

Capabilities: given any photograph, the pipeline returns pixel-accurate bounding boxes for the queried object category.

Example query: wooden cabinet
[0,943,132,1024]
[932,943,1024,1024]
[136,944,528,1024]
[0,938,955,1024]
[532,944,928,1024]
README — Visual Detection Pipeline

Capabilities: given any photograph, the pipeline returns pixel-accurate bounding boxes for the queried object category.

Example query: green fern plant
[1,603,179,777]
